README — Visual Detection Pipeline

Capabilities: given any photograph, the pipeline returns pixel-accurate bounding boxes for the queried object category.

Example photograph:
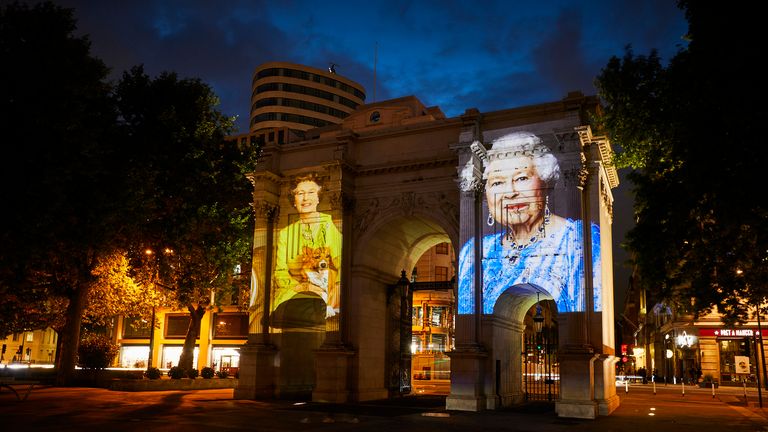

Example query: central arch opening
[491,285,559,405]
[350,211,457,400]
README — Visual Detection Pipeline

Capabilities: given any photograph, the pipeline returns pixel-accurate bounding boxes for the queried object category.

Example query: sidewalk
[1,383,767,431]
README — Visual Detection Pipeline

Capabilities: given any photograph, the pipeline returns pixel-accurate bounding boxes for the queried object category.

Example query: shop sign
[735,355,750,374]
[699,328,761,337]
[676,331,696,347]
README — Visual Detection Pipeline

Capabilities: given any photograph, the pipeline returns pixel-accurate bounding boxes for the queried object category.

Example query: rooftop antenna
[328,63,338,74]
[373,42,378,103]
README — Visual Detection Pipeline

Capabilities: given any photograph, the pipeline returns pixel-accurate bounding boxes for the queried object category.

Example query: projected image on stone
[270,173,341,328]
[457,131,601,314]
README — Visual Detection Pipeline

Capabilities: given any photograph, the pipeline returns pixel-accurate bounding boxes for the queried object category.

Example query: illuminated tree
[595,1,768,323]
[115,66,258,371]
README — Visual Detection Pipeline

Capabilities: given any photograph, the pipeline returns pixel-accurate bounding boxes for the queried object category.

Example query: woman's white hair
[484,131,560,186]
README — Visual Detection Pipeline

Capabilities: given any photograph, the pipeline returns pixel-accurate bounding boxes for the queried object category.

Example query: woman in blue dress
[457,131,601,315]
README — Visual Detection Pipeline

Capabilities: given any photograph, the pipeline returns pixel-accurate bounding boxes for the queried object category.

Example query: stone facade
[236,91,620,418]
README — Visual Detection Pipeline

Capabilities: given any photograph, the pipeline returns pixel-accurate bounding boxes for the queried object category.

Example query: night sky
[37,0,688,309]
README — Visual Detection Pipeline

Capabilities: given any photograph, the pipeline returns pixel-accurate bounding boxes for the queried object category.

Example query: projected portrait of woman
[457,131,601,314]
[271,174,341,328]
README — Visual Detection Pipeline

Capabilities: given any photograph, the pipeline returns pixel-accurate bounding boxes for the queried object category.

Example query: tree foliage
[115,66,258,370]
[85,251,168,326]
[0,3,257,380]
[596,1,768,323]
[0,1,119,384]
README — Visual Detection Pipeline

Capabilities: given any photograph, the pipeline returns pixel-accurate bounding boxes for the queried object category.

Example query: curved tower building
[248,61,366,144]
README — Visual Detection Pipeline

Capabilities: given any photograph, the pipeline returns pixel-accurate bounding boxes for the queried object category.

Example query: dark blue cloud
[29,0,687,308]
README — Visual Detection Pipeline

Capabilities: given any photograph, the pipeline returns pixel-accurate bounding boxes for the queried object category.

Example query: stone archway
[345,208,458,401]
[235,93,619,418]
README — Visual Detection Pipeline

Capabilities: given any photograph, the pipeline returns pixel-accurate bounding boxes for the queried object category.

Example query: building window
[432,334,446,352]
[412,306,423,326]
[165,315,193,339]
[12,333,18,342]
[213,313,249,339]
[435,266,448,281]
[25,333,33,342]
[435,242,449,255]
[431,306,446,327]
[123,317,151,339]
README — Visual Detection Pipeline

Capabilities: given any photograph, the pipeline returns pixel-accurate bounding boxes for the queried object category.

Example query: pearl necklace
[505,208,550,263]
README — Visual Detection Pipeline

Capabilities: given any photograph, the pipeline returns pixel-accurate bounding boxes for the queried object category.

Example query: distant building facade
[228,61,366,148]
[621,275,768,387]
[1,328,57,365]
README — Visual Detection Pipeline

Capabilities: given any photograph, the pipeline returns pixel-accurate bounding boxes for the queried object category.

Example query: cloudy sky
[43,0,688,306]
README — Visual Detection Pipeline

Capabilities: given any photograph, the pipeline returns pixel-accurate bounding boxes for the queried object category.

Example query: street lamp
[533,292,545,334]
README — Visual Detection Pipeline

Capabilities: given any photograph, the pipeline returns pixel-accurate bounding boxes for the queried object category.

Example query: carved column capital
[329,190,355,214]
[253,200,279,222]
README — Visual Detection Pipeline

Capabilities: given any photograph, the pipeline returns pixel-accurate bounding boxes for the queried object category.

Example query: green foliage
[115,66,258,370]
[77,334,119,369]
[0,4,258,377]
[144,367,162,380]
[0,2,122,384]
[201,366,215,379]
[167,366,185,379]
[216,370,229,379]
[595,3,768,323]
[186,368,199,379]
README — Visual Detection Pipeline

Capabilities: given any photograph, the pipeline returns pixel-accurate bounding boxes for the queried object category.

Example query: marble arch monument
[235,92,620,418]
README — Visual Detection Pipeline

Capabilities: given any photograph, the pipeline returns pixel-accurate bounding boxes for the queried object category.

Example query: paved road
[2,383,768,431]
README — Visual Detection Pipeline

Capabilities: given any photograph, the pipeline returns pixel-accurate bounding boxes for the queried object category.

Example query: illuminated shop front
[210,346,241,375]
[161,345,199,369]
[119,345,150,369]
[698,328,765,384]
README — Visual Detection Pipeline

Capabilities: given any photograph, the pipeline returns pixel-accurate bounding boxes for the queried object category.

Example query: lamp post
[533,292,545,334]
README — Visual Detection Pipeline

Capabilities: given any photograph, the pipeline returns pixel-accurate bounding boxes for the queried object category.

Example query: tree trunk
[55,281,90,386]
[178,304,206,371]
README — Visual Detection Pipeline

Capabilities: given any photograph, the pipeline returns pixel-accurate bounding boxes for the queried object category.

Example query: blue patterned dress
[457,218,601,314]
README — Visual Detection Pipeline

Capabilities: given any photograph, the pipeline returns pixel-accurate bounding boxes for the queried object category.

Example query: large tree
[115,66,258,371]
[595,1,768,323]
[0,2,120,384]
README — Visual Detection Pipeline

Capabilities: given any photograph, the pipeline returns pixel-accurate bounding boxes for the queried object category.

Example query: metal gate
[523,327,559,401]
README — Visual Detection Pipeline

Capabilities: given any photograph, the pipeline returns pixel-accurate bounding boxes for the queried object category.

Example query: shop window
[161,345,199,369]
[165,315,192,339]
[719,338,755,383]
[213,313,248,338]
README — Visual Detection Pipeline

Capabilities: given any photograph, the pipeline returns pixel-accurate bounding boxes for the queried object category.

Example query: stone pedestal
[234,342,277,399]
[446,348,488,411]
[555,351,598,419]
[594,354,620,415]
[312,345,355,403]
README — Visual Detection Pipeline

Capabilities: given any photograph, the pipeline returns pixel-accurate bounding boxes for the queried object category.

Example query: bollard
[682,381,685,397]
[625,380,629,394]
[653,380,656,395]
[712,382,716,399]
[744,380,748,402]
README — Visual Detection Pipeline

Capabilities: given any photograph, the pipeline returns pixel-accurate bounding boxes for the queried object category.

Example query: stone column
[555,127,598,418]
[235,184,279,399]
[312,164,355,403]
[447,112,489,411]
